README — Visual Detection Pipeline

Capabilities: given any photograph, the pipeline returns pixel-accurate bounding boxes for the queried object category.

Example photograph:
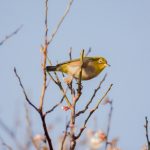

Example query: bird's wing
[57,57,97,67]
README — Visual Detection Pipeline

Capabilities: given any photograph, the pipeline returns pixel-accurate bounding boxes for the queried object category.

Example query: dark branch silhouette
[0,25,23,46]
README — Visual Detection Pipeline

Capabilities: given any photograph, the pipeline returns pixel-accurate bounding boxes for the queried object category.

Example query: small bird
[46,57,109,81]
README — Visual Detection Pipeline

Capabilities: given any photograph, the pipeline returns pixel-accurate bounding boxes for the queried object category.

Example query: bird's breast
[67,65,99,80]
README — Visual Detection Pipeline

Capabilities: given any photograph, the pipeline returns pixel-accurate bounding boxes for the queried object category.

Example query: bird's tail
[46,66,57,71]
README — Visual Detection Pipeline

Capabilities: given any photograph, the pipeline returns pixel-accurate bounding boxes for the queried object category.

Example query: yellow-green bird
[46,57,109,80]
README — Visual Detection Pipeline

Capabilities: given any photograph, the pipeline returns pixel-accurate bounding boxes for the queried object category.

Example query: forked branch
[14,68,39,112]
[76,74,107,117]
[14,67,53,150]
[75,84,113,140]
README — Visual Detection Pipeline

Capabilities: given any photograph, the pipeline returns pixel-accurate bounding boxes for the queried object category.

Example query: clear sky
[1,0,150,149]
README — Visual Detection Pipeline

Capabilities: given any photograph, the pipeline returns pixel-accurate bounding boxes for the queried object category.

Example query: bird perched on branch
[46,57,109,81]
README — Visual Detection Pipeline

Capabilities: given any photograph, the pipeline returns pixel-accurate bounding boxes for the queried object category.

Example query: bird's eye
[98,59,102,63]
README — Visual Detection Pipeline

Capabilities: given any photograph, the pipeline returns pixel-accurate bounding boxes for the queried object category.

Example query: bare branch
[14,67,53,149]
[85,47,92,56]
[39,113,53,150]
[0,137,13,150]
[45,95,65,116]
[67,47,75,96]
[47,0,74,45]
[47,57,72,107]
[46,0,74,105]
[0,120,14,138]
[60,122,70,150]
[24,103,34,149]
[75,74,107,117]
[145,117,150,150]
[104,100,113,150]
[14,67,39,112]
[69,50,84,150]
[69,47,72,60]
[39,0,49,111]
[75,84,113,140]
[38,1,54,149]
[77,50,84,96]
[0,25,23,46]
[0,119,23,149]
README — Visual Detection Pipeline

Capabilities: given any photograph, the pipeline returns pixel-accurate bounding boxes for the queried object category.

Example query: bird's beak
[105,63,111,67]
[107,63,111,67]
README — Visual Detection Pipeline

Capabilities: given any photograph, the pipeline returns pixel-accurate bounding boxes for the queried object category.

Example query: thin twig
[46,68,57,84]
[77,50,84,96]
[0,119,23,149]
[39,0,49,111]
[61,122,70,150]
[104,100,113,150]
[69,50,84,150]
[75,84,113,140]
[14,67,53,149]
[45,95,65,116]
[24,103,34,149]
[67,47,75,96]
[85,47,92,56]
[0,120,14,138]
[0,137,13,150]
[14,68,39,112]
[0,25,23,46]
[145,117,150,150]
[76,74,107,117]
[47,0,74,45]
[69,47,72,60]
[39,0,54,149]
[47,57,72,107]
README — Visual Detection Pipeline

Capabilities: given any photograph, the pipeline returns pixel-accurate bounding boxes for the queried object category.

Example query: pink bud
[61,106,70,111]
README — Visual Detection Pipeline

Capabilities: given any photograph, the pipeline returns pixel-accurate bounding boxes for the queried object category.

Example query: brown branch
[47,0,74,45]
[14,67,53,149]
[75,74,107,117]
[69,50,84,150]
[75,84,113,140]
[0,25,23,46]
[47,57,72,107]
[67,47,75,96]
[14,68,39,112]
[57,82,72,107]
[61,122,70,150]
[104,100,113,150]
[39,0,49,111]
[38,1,54,149]
[145,117,150,150]
[77,50,84,96]
[48,71,72,106]
[46,69,58,84]
[39,113,53,150]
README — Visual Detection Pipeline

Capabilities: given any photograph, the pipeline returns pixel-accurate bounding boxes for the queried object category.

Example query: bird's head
[94,57,110,70]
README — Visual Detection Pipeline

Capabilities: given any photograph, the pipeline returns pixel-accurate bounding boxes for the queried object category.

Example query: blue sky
[1,0,150,149]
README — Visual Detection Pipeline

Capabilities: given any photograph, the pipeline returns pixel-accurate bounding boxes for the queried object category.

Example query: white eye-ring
[98,59,102,63]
